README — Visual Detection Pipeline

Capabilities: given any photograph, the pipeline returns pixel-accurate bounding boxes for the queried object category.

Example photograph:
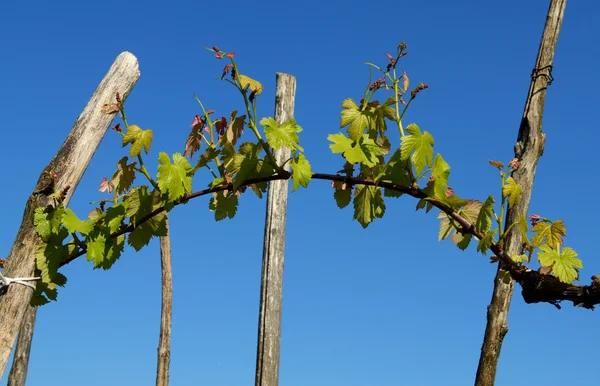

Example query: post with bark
[254,73,296,386]
[0,52,140,379]
[7,306,37,386]
[156,216,173,386]
[474,1,566,385]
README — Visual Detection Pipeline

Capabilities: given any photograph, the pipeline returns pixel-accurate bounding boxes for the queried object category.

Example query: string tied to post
[0,273,40,297]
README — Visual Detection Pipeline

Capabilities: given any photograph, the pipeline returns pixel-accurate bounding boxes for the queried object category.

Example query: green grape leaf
[353,185,385,228]
[340,98,370,140]
[401,123,434,175]
[229,142,275,190]
[34,206,65,241]
[105,203,128,233]
[339,135,382,167]
[62,208,95,235]
[439,200,487,249]
[238,74,263,95]
[502,177,522,208]
[518,214,531,247]
[85,229,110,268]
[194,147,220,171]
[476,195,495,234]
[383,150,410,197]
[477,229,497,255]
[456,233,473,250]
[225,111,246,145]
[126,186,154,224]
[430,153,450,199]
[328,133,353,154]
[157,152,193,202]
[127,211,168,251]
[111,157,137,194]
[290,154,312,191]
[101,234,125,270]
[334,185,352,208]
[122,124,153,158]
[261,117,304,152]
[537,244,582,284]
[370,98,395,135]
[531,220,566,248]
[209,191,239,221]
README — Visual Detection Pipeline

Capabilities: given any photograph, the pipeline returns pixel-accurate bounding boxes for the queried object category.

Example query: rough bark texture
[255,73,296,386]
[474,1,566,385]
[0,52,140,379]
[156,216,173,386]
[7,306,37,386]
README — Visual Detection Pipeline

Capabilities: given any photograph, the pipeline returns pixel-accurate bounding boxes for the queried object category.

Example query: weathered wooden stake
[255,73,296,386]
[7,306,37,386]
[0,52,140,379]
[156,215,173,386]
[474,1,566,385]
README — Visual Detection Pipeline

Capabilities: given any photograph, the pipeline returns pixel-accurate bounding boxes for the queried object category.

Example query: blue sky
[1,0,599,385]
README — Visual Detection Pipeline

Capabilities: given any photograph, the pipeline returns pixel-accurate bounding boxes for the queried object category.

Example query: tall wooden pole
[7,306,37,386]
[0,52,140,378]
[255,73,296,386]
[156,215,173,386]
[474,1,566,385]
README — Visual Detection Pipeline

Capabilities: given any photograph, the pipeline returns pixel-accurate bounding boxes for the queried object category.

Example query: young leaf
[370,99,395,135]
[430,153,450,199]
[343,135,382,167]
[85,228,111,268]
[353,185,385,228]
[328,132,353,154]
[333,185,352,209]
[477,229,497,255]
[518,214,532,247]
[111,157,137,194]
[34,206,65,241]
[290,154,312,191]
[126,186,154,224]
[62,208,95,235]
[537,244,582,284]
[401,123,434,175]
[157,152,193,202]
[225,111,245,145]
[101,234,125,270]
[238,74,263,95]
[340,98,370,140]
[476,195,495,234]
[531,220,566,248]
[122,125,153,158]
[438,202,480,250]
[209,191,239,221]
[502,177,522,208]
[489,160,504,169]
[261,117,304,152]
[230,143,270,189]
[127,212,168,251]
[457,233,473,250]
[184,125,203,158]
[194,147,220,171]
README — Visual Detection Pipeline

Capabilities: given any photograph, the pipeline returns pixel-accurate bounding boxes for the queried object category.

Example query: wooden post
[255,73,296,386]
[7,306,37,386]
[0,52,140,378]
[474,1,566,385]
[156,215,173,386]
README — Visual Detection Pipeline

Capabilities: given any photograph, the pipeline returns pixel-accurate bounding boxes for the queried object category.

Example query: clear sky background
[1,1,599,385]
